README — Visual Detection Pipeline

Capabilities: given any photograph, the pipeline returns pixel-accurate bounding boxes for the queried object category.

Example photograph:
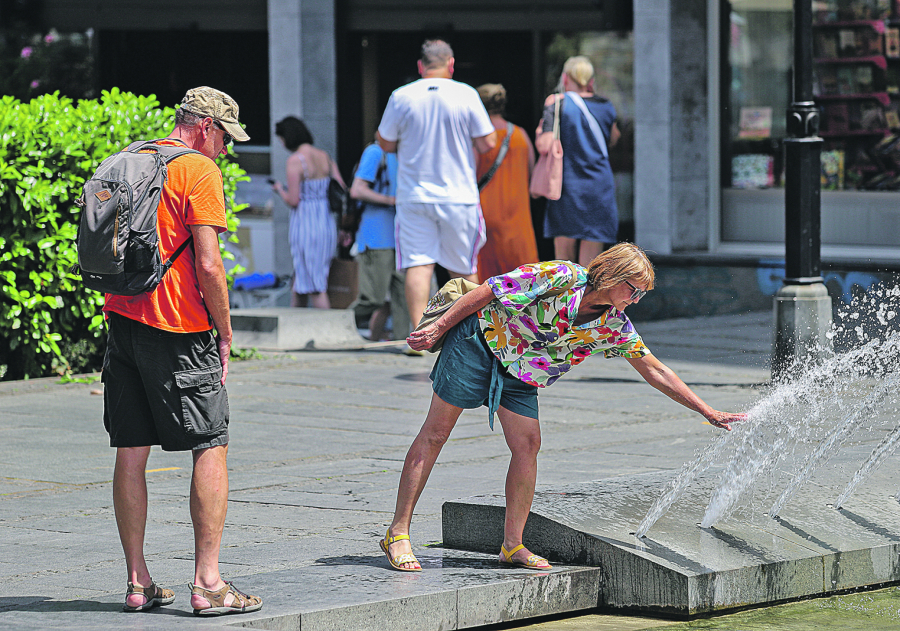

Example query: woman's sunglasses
[624,280,647,301]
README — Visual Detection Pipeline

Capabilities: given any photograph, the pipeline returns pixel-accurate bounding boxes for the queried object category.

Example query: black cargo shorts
[102,312,229,451]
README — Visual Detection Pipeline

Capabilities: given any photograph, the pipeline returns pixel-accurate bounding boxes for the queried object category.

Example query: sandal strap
[500,543,526,561]
[126,581,172,602]
[393,552,419,566]
[191,581,261,609]
[384,528,410,546]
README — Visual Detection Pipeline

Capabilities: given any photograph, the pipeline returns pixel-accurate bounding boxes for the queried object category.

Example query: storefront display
[814,4,900,190]
[722,0,900,253]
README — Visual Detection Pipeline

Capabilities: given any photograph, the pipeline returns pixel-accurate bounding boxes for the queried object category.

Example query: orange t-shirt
[103,138,227,333]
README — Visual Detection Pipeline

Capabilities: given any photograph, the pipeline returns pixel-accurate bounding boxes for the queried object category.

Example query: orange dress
[475,124,539,282]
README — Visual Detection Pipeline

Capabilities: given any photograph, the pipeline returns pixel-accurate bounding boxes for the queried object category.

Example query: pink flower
[44,33,56,43]
[21,46,33,58]
[30,80,40,89]
[573,346,592,358]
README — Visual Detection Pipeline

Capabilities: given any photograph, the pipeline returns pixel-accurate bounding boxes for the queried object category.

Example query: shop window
[721,0,900,253]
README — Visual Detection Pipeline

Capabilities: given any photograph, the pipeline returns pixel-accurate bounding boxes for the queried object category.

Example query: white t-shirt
[378,78,494,204]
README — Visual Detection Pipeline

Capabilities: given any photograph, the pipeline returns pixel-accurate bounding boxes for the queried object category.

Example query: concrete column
[772,283,833,378]
[267,0,338,279]
[634,0,672,254]
[634,0,711,253]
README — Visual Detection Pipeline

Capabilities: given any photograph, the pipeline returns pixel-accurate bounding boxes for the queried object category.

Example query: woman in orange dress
[475,84,539,283]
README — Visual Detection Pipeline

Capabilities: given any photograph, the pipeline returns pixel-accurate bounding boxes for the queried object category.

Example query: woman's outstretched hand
[706,411,748,432]
[407,325,440,351]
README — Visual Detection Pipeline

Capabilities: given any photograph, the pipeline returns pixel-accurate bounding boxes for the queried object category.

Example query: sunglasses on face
[624,280,647,301]
[213,121,233,145]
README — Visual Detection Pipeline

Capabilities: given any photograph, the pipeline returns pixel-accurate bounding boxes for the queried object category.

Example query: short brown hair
[586,243,655,292]
[421,39,453,69]
[477,83,507,116]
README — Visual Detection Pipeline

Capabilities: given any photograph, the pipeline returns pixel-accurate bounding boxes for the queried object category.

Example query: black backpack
[74,140,201,296]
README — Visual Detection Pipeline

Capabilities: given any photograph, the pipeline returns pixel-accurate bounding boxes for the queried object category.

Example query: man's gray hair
[420,39,453,69]
[175,107,202,128]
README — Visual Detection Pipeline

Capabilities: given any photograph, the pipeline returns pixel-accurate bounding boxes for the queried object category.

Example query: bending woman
[380,243,747,572]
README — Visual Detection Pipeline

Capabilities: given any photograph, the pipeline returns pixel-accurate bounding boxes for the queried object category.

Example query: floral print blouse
[477,260,650,388]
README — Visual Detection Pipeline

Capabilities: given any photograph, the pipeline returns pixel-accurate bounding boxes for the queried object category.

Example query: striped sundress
[289,153,337,294]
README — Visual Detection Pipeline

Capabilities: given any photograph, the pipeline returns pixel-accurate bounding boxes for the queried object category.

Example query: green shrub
[0,89,247,380]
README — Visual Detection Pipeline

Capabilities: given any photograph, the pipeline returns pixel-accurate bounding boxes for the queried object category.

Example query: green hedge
[0,89,247,381]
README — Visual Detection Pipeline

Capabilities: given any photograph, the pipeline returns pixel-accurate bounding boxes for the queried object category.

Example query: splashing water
[834,404,900,509]
[769,369,900,517]
[636,284,900,537]
[633,434,727,538]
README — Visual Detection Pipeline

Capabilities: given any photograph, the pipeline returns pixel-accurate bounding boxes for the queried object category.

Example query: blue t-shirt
[354,144,398,252]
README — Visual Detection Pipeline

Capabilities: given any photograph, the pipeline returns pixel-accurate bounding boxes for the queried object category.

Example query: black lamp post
[784,0,822,284]
[772,0,833,378]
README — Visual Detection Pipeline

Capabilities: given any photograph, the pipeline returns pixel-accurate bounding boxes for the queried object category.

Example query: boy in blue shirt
[349,143,409,341]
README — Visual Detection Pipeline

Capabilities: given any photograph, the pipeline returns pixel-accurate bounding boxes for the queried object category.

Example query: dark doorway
[97,30,269,143]
[337,30,554,258]
[338,31,536,172]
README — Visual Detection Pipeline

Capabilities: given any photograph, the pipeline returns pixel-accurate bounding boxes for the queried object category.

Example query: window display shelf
[814,20,885,31]
[816,92,891,105]
[819,129,887,137]
[813,17,900,189]
[814,56,887,68]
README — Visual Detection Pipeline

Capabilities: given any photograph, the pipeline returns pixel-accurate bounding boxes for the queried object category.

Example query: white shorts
[395,202,486,274]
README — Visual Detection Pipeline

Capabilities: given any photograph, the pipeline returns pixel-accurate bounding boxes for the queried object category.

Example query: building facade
[15,0,898,316]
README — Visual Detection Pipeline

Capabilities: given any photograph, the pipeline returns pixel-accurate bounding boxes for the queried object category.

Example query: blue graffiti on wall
[756,259,879,304]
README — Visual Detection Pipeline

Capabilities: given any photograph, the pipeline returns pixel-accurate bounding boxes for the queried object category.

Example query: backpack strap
[161,235,194,273]
[126,139,203,162]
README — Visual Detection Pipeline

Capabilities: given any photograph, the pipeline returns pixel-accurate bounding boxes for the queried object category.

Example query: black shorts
[102,312,229,451]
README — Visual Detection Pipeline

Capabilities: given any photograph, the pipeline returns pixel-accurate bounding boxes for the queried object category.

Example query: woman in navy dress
[536,56,621,266]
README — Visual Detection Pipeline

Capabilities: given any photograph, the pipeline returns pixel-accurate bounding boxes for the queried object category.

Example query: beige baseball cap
[180,86,250,142]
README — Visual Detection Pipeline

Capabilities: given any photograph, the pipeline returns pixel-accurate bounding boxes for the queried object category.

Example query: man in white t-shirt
[377,39,496,343]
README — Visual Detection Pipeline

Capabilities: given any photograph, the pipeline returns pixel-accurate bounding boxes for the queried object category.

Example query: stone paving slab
[0,311,772,630]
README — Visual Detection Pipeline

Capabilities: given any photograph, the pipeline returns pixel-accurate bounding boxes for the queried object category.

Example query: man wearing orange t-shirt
[101,87,261,616]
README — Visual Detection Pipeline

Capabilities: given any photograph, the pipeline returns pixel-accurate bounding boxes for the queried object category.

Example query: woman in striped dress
[273,116,343,308]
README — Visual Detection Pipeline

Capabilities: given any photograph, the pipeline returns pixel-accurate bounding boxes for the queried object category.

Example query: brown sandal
[190,581,262,616]
[123,581,175,612]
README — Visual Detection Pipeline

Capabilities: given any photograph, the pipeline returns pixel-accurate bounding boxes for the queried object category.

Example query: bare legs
[191,445,229,590]
[405,263,478,331]
[404,263,436,331]
[388,393,463,570]
[114,447,153,608]
[497,408,545,565]
[553,237,606,268]
[387,396,544,569]
[291,290,331,309]
[113,444,237,610]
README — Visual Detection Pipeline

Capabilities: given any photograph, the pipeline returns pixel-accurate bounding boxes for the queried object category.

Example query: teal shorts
[430,314,539,428]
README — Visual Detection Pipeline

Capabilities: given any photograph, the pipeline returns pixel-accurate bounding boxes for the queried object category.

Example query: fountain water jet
[834,407,900,509]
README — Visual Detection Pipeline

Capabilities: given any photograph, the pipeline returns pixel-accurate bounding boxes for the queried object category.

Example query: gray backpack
[74,140,201,296]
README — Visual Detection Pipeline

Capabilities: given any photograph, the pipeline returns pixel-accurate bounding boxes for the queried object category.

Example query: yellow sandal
[499,544,552,570]
[379,528,422,572]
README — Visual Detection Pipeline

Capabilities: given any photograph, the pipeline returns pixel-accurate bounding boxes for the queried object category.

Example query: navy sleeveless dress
[542,95,618,244]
